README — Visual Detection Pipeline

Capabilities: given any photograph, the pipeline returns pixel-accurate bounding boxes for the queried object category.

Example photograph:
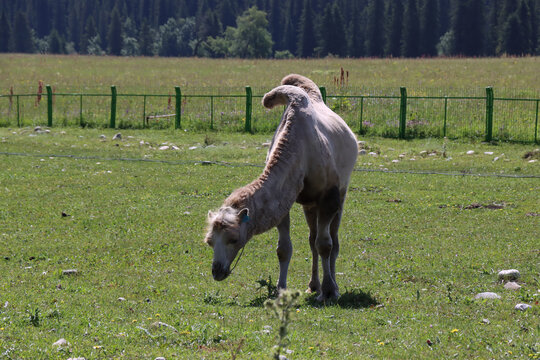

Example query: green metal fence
[0,85,538,143]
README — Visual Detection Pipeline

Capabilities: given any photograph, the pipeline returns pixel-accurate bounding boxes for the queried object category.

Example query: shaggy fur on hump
[221,85,310,235]
[280,74,323,103]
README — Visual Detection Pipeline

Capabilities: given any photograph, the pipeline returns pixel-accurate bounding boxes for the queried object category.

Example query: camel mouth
[212,263,230,281]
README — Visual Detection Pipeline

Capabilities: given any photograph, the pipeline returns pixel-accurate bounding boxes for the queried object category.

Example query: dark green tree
[385,0,403,57]
[0,11,12,52]
[420,0,439,56]
[451,0,484,56]
[139,20,153,56]
[401,0,421,57]
[108,7,123,55]
[297,0,317,57]
[48,29,64,54]
[80,16,97,54]
[365,0,385,57]
[348,1,365,57]
[318,3,346,57]
[13,11,34,53]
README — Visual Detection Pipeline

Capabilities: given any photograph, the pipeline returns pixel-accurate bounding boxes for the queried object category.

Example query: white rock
[484,151,494,155]
[189,146,198,150]
[474,292,501,300]
[391,160,399,163]
[52,338,68,347]
[493,157,500,162]
[504,282,521,290]
[514,303,532,311]
[60,131,66,135]
[158,146,170,151]
[62,269,78,276]
[171,145,180,150]
[112,133,122,140]
[498,269,520,281]
[155,357,166,360]
[99,134,106,139]
[466,150,475,155]
[358,149,367,155]
[67,358,86,360]
[117,297,126,301]
[368,152,378,157]
[398,153,406,158]
[419,151,427,156]
[529,159,538,163]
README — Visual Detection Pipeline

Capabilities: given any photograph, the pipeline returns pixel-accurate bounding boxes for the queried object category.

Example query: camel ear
[238,208,250,223]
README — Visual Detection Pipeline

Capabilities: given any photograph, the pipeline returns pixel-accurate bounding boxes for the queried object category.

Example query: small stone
[358,149,367,155]
[482,318,490,324]
[34,126,42,132]
[158,145,170,150]
[171,145,180,150]
[62,269,78,276]
[139,140,145,145]
[99,134,106,139]
[112,133,122,140]
[474,292,501,300]
[419,150,428,156]
[514,303,532,311]
[466,150,475,155]
[391,159,399,163]
[52,338,68,347]
[117,297,126,301]
[504,282,521,290]
[493,157,500,162]
[498,269,520,281]
[484,151,494,155]
[368,152,378,157]
[67,358,86,360]
[529,159,538,163]
[189,146,197,150]
[155,357,166,360]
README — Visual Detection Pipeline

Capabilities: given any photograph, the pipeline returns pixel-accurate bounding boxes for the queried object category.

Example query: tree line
[0,0,538,58]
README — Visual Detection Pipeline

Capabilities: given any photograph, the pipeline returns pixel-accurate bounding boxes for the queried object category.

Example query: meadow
[0,55,539,141]
[0,127,538,359]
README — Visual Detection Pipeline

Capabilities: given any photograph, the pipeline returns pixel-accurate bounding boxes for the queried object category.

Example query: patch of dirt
[523,149,540,160]
[463,203,506,210]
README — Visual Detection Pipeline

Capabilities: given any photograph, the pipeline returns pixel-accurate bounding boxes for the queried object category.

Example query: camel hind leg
[315,186,341,302]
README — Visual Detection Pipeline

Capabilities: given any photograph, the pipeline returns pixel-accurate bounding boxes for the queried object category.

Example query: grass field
[0,127,538,359]
[1,55,539,141]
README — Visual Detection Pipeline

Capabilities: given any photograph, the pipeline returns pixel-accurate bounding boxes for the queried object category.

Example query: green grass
[0,128,539,359]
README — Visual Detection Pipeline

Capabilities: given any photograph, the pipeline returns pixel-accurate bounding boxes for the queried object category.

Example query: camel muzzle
[212,262,230,281]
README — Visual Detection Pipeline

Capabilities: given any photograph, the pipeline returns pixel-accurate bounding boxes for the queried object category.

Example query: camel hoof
[316,291,340,303]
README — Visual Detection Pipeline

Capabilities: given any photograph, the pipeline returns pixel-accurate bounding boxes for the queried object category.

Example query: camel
[204,74,358,301]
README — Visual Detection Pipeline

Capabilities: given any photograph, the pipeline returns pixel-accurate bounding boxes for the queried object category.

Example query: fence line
[0,85,538,143]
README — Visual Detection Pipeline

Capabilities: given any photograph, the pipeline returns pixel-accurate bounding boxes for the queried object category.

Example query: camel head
[204,206,250,281]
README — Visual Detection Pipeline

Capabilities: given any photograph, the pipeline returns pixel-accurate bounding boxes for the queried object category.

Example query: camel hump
[280,74,323,102]
[262,85,310,109]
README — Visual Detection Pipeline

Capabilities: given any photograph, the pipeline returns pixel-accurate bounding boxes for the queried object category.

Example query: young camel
[204,74,358,301]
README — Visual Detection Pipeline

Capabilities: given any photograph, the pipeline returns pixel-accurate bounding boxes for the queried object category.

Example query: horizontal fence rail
[0,85,538,143]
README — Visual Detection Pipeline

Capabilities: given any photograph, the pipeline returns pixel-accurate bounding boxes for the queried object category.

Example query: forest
[0,0,538,58]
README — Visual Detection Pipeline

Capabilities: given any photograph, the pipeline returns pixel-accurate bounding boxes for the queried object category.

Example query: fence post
[245,86,252,133]
[359,96,364,134]
[79,94,83,127]
[485,87,494,142]
[175,86,181,129]
[17,95,20,127]
[110,85,117,128]
[399,87,407,139]
[46,85,53,127]
[535,100,539,144]
[319,86,327,104]
[443,96,448,137]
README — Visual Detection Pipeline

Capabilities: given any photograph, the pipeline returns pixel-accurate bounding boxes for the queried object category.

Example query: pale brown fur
[205,75,358,301]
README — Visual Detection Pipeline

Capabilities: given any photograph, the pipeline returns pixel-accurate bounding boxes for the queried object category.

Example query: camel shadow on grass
[247,288,378,309]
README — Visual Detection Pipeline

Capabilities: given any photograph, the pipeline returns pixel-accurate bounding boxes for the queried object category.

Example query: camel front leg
[276,212,292,290]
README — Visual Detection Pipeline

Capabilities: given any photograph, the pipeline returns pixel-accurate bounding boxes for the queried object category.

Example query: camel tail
[280,74,323,102]
[262,85,310,109]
